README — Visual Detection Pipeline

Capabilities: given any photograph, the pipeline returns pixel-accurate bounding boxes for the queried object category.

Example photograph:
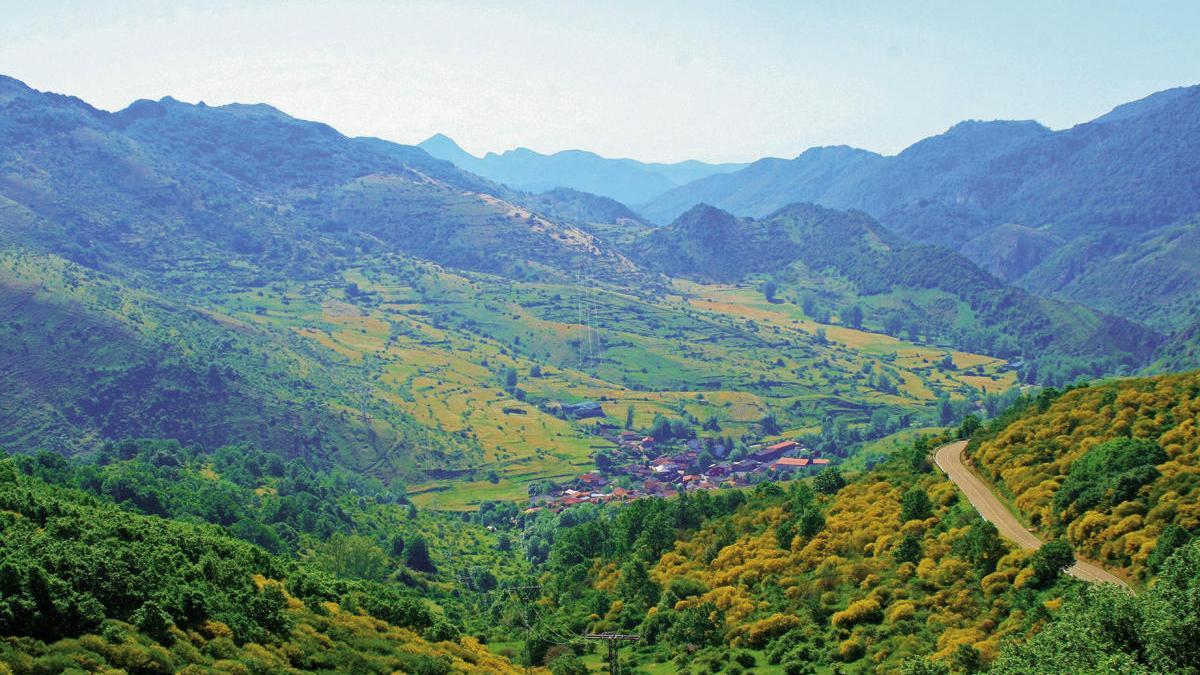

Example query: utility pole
[583,633,639,675]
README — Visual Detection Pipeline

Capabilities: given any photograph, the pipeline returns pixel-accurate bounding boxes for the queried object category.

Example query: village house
[753,439,799,462]
[772,457,810,473]
[577,472,605,488]
[560,401,605,419]
[705,464,729,478]
[650,457,681,473]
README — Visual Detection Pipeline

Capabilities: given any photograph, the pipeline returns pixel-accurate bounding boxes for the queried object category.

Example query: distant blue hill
[418,133,747,204]
[638,84,1200,333]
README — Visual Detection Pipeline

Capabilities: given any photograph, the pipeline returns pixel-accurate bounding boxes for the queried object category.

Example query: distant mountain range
[418,133,747,204]
[638,85,1200,334]
[629,203,1160,372]
[0,74,643,288]
[0,70,1192,457]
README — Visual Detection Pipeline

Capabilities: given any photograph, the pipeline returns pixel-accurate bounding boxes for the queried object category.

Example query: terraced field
[207,256,1015,508]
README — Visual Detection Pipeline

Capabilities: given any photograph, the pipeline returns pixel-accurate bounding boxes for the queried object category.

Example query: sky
[2,0,1198,163]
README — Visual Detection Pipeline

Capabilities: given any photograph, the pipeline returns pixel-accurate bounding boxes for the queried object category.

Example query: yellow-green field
[210,258,1016,509]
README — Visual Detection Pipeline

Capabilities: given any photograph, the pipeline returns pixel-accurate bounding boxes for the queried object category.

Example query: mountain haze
[639,85,1200,336]
[419,133,748,204]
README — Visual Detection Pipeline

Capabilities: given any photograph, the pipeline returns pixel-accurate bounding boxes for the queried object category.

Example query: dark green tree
[762,280,778,302]
[813,468,845,495]
[899,487,933,523]
[405,535,437,573]
[894,534,922,564]
[1030,539,1074,586]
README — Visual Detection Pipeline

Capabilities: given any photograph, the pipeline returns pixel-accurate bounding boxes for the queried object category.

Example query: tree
[894,534,921,563]
[315,533,390,581]
[955,520,1005,574]
[905,436,932,473]
[625,405,635,429]
[813,467,845,495]
[957,414,981,439]
[843,304,864,329]
[650,414,673,442]
[952,643,982,673]
[869,408,893,438]
[1054,437,1166,516]
[798,508,825,538]
[1148,525,1192,572]
[900,488,933,523]
[405,535,436,573]
[937,394,955,425]
[1030,539,1074,586]
[131,600,174,643]
[665,602,722,648]
[994,541,1200,673]
[762,280,778,302]
[616,559,660,608]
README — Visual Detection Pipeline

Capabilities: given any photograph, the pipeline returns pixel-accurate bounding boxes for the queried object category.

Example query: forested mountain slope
[968,370,1200,582]
[639,85,1200,336]
[520,426,1200,673]
[0,248,480,477]
[0,74,643,290]
[630,202,1162,380]
[0,455,519,673]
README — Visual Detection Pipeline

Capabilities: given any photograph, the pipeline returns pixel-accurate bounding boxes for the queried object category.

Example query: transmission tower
[582,633,639,675]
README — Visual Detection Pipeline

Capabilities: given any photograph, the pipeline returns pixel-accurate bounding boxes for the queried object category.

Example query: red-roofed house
[811,458,831,465]
[754,440,799,461]
[773,457,810,471]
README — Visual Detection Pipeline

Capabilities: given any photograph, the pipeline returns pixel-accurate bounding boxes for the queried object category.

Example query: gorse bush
[970,370,1200,580]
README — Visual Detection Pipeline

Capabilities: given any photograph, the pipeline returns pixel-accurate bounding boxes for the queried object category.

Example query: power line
[582,633,640,675]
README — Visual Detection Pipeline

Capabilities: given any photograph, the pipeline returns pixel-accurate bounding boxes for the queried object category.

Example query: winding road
[934,440,1131,590]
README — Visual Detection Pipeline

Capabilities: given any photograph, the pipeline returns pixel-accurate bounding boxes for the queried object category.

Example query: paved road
[934,440,1131,591]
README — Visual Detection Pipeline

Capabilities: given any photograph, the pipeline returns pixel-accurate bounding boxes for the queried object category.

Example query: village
[526,408,834,513]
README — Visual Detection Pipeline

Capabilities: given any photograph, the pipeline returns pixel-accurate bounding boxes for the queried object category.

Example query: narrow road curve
[934,440,1131,591]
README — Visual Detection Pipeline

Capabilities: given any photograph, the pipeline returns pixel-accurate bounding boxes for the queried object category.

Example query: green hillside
[968,370,1200,582]
[0,248,479,479]
[0,454,520,673]
[513,423,1200,673]
[630,203,1161,384]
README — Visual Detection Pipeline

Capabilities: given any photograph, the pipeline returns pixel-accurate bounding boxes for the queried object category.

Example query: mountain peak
[672,202,738,226]
[0,74,32,94]
[793,144,881,161]
[908,118,1050,152]
[418,133,479,162]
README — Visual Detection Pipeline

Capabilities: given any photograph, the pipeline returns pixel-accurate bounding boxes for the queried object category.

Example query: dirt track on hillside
[934,440,1131,591]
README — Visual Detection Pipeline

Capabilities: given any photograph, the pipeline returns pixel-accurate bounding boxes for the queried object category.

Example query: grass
[198,257,1018,508]
[3,244,1015,510]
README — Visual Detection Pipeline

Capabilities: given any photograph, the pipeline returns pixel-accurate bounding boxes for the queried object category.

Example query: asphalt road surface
[934,440,1131,591]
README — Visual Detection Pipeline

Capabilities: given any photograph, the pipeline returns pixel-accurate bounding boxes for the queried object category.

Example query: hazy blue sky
[3,1,1198,162]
